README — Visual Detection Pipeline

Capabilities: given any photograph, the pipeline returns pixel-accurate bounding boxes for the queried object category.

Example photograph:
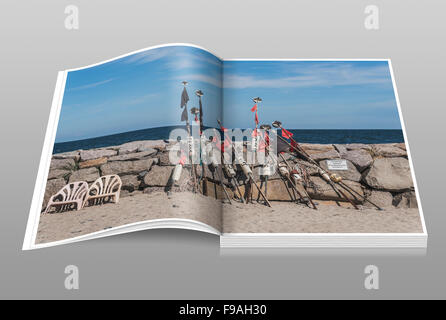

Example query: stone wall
[42,140,418,210]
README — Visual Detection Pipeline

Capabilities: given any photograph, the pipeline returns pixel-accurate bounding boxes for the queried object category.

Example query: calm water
[53,126,404,154]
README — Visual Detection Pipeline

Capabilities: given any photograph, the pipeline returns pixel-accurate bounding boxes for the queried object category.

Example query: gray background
[0,0,444,299]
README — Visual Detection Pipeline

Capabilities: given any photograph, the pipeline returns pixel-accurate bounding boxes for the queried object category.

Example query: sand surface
[223,201,423,233]
[36,191,222,244]
[37,191,423,244]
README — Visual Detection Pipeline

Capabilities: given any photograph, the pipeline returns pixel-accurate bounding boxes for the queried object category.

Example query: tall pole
[181,81,198,193]
[195,90,207,196]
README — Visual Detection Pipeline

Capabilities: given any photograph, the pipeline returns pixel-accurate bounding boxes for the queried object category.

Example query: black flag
[181,87,189,108]
[181,106,188,122]
[276,134,290,153]
[180,87,189,122]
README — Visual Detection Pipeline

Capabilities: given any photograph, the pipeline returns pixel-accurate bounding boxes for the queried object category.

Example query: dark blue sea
[53,126,405,154]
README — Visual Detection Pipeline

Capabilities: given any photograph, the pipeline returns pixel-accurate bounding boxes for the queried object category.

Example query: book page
[221,59,425,240]
[25,44,224,249]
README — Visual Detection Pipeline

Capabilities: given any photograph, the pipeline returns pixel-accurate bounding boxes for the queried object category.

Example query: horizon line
[55,126,403,144]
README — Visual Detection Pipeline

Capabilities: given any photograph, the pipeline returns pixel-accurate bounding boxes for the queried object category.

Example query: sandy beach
[223,201,423,234]
[36,191,222,244]
[37,190,423,244]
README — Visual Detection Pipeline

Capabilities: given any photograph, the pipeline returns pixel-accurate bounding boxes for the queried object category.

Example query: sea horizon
[53,125,405,154]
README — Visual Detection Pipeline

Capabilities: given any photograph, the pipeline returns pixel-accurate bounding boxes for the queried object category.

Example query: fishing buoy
[318,169,331,182]
[330,173,342,183]
[172,164,183,185]
[279,166,289,177]
[240,161,252,176]
[224,164,236,177]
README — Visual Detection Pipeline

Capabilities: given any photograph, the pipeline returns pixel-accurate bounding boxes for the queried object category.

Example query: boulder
[78,157,107,169]
[120,174,141,192]
[364,190,394,208]
[319,159,361,182]
[115,140,167,154]
[158,151,177,166]
[301,144,340,161]
[50,158,75,170]
[203,180,235,200]
[394,143,407,151]
[393,191,418,209]
[47,169,70,180]
[340,149,373,172]
[100,158,155,176]
[80,149,117,161]
[344,143,372,151]
[306,176,364,202]
[143,165,190,187]
[237,179,291,201]
[68,167,100,183]
[52,150,81,161]
[108,149,157,161]
[372,144,407,158]
[42,178,67,209]
[294,159,319,176]
[363,157,413,192]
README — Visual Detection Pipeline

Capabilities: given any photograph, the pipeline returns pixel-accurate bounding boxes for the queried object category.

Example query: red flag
[251,104,257,112]
[258,131,269,151]
[281,128,293,139]
[251,128,260,137]
[179,153,187,165]
[255,111,259,125]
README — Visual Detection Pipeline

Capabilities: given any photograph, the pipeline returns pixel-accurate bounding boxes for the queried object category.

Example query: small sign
[327,159,348,171]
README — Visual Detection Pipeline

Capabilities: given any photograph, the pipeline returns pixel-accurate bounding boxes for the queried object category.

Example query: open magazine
[23,44,427,250]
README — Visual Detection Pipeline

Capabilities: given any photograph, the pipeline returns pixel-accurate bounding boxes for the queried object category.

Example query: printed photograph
[33,45,424,247]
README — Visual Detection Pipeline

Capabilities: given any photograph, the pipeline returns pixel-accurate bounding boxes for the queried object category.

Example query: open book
[23,44,427,250]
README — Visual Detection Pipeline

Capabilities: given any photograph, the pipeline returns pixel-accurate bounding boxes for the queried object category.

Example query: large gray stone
[393,191,418,208]
[143,165,190,187]
[294,159,319,176]
[300,144,340,161]
[306,176,364,202]
[100,159,155,176]
[47,169,70,180]
[363,157,413,192]
[373,144,407,158]
[42,178,66,209]
[340,149,373,172]
[50,158,75,170]
[108,149,157,161]
[158,151,177,166]
[78,157,107,169]
[364,190,394,208]
[120,174,141,192]
[319,159,361,182]
[115,140,167,154]
[68,167,100,183]
[80,149,117,161]
[52,150,81,161]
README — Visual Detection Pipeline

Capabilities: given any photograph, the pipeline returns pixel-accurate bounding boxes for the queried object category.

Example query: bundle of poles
[174,82,382,211]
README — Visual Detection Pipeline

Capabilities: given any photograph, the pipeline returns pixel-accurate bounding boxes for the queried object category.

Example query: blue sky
[56,45,401,143]
[56,45,222,142]
[223,60,401,129]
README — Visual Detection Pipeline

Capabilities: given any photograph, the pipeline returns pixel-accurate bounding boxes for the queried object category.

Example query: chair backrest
[53,181,89,203]
[88,175,122,196]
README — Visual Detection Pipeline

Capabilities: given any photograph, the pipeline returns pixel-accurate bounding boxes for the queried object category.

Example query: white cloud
[223,63,390,89]
[68,78,115,91]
